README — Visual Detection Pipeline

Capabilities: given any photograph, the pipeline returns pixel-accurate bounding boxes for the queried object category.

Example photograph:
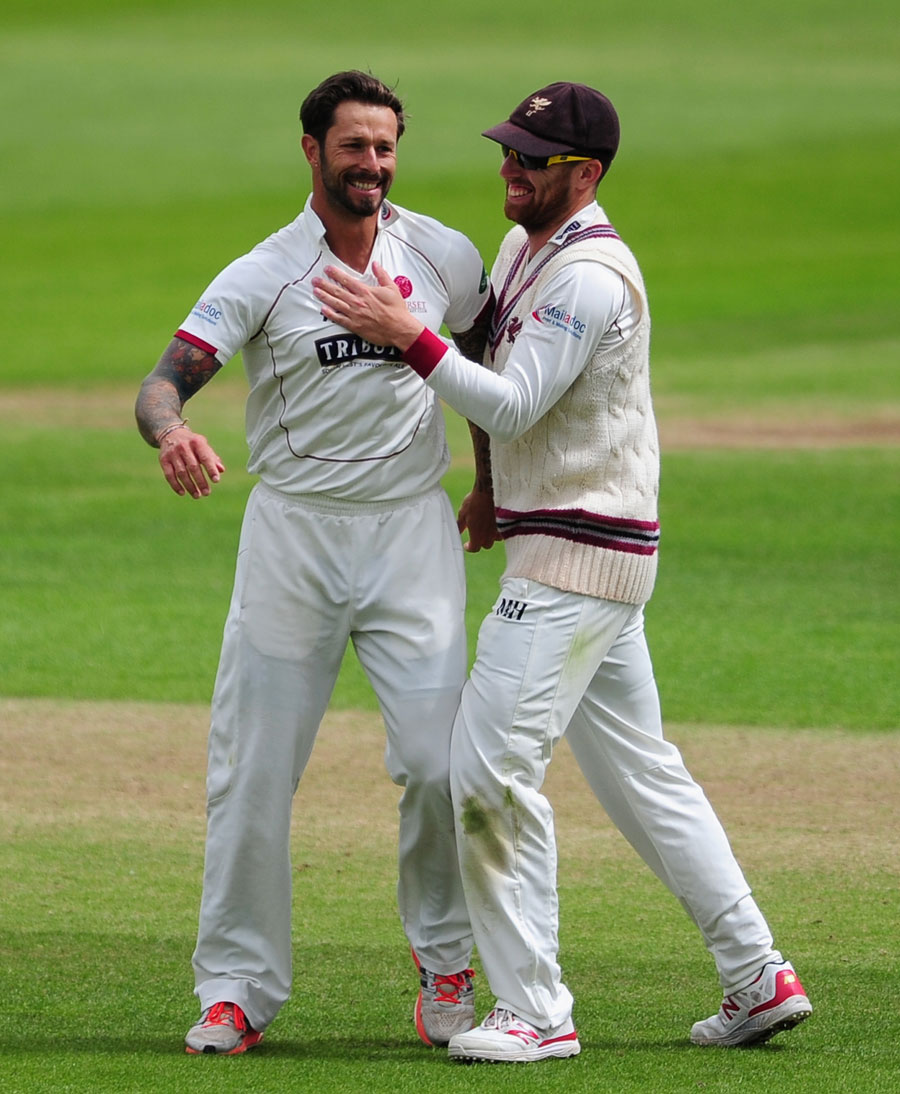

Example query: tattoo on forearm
[451,314,491,363]
[135,336,221,446]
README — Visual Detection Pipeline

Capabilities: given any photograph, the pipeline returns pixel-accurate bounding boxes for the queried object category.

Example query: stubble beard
[321,158,392,220]
[504,170,577,233]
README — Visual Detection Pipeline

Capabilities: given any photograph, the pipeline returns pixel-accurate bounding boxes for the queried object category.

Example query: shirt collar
[301,193,400,246]
[547,200,602,247]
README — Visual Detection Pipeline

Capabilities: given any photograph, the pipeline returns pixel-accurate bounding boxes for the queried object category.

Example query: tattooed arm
[450,318,499,553]
[135,336,226,499]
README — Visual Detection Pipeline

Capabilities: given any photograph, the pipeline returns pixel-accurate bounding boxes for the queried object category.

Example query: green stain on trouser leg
[461,795,508,871]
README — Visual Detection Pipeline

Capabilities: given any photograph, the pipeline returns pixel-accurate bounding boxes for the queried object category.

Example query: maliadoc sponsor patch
[531,303,586,340]
[191,300,222,326]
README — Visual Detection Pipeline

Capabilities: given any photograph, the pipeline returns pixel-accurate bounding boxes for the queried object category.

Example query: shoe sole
[410,946,436,1048]
[414,994,440,1047]
[185,1031,264,1055]
[692,1002,812,1047]
[736,1007,812,1047]
[449,1041,581,1063]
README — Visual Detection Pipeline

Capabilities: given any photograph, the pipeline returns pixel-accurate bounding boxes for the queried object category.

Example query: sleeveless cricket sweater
[488,215,660,605]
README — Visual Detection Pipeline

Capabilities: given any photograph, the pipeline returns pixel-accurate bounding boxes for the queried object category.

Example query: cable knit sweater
[487,215,660,605]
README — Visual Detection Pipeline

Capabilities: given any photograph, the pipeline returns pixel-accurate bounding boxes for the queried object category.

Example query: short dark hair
[300,70,406,144]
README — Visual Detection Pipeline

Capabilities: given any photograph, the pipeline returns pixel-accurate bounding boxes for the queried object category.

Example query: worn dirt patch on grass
[1,386,897,449]
[2,699,897,877]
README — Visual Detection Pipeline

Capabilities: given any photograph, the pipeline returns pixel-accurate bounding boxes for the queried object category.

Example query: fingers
[318,266,366,301]
[315,265,398,304]
[458,489,499,553]
[312,270,357,323]
[159,433,225,499]
[372,261,394,287]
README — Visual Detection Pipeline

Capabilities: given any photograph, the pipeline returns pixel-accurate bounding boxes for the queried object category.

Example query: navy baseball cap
[482,82,620,163]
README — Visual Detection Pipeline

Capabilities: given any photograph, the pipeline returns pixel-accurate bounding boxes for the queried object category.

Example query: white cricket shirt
[402,202,639,442]
[177,196,491,501]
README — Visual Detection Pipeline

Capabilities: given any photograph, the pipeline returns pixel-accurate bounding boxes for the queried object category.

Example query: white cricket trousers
[192,482,473,1031]
[450,577,780,1031]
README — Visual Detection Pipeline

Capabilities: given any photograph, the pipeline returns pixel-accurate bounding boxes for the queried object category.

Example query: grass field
[2,701,899,1092]
[1,0,898,1090]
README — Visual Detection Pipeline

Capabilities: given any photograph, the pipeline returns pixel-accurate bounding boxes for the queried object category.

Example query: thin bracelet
[155,419,189,444]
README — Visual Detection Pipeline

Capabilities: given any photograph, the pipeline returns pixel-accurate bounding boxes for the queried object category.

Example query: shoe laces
[431,968,474,1005]
[202,1001,248,1031]
[484,1007,534,1034]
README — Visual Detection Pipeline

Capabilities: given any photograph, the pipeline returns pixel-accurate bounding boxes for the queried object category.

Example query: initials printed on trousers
[496,598,528,621]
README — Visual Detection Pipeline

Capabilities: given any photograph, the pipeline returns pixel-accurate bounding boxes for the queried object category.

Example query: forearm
[135,336,221,446]
[135,376,187,447]
[468,420,493,494]
[405,332,546,442]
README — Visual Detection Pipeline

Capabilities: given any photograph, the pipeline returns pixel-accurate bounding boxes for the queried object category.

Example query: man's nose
[358,145,380,172]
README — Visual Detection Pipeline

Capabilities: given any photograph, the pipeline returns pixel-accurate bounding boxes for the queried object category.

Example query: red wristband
[403,327,448,378]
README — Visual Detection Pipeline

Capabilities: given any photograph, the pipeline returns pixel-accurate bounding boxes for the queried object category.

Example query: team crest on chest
[392,274,427,315]
[506,316,523,344]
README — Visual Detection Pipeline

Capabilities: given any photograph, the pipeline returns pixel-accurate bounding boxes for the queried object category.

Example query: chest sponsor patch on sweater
[531,303,586,341]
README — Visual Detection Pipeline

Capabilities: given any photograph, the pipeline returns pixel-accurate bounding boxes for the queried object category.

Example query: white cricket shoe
[448,1006,581,1062]
[412,949,476,1046]
[691,960,812,1046]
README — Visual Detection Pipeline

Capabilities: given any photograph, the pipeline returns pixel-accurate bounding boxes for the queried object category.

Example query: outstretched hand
[312,262,425,350]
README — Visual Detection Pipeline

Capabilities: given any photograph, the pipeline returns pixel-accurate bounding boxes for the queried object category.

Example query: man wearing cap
[314,82,811,1062]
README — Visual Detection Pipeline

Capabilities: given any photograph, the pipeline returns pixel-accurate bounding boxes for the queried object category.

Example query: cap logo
[525,96,552,117]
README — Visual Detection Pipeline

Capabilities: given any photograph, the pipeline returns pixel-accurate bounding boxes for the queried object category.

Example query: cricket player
[314,81,812,1062]
[135,71,494,1055]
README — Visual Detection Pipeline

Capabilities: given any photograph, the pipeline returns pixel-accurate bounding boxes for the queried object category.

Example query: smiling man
[314,81,811,1062]
[135,70,494,1056]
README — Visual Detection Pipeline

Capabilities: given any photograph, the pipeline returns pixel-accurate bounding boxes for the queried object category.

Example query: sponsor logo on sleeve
[532,303,586,341]
[191,300,222,326]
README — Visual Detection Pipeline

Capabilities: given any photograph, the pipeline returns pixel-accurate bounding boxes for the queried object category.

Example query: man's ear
[301,133,320,167]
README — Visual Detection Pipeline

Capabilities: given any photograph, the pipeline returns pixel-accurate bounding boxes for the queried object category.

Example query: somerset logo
[393,274,427,314]
[526,96,552,117]
[532,303,586,340]
[506,316,523,345]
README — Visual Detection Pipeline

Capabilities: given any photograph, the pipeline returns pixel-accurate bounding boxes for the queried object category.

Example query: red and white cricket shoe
[690,960,812,1046]
[185,1001,264,1055]
[411,947,476,1047]
[448,1006,581,1062]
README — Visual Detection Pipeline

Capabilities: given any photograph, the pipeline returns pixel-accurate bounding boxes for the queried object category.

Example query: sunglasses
[501,145,593,170]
